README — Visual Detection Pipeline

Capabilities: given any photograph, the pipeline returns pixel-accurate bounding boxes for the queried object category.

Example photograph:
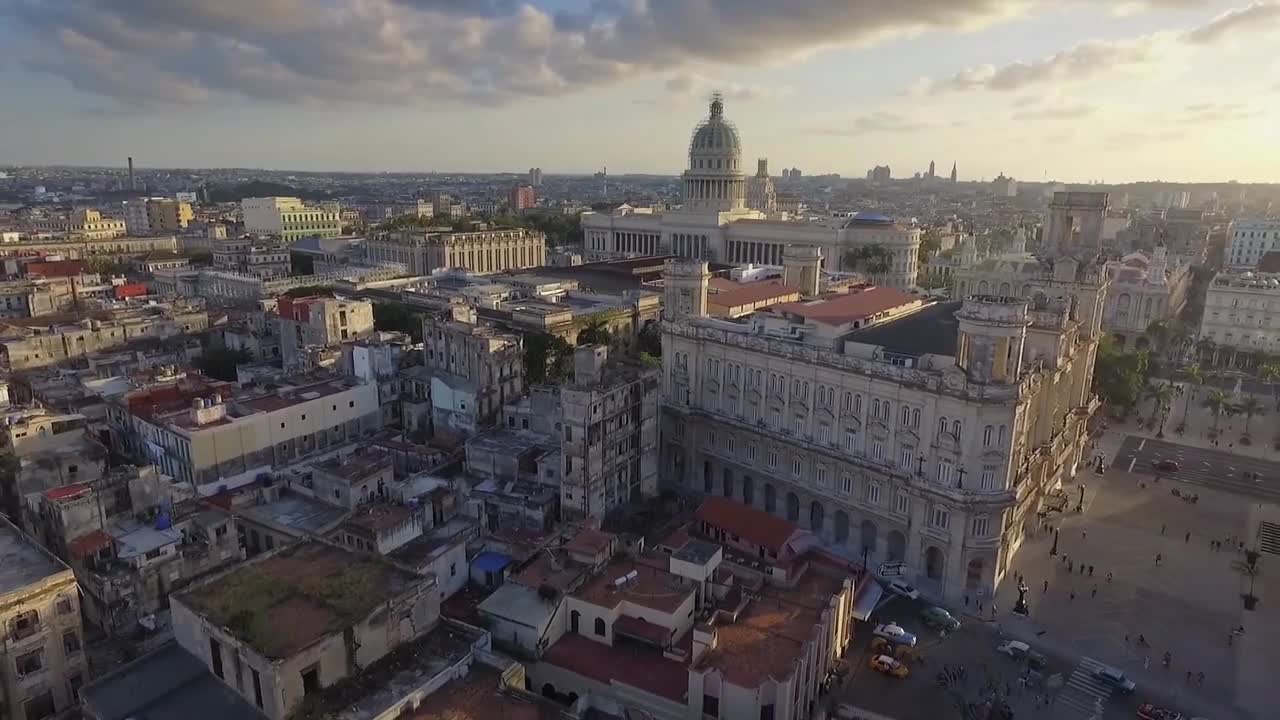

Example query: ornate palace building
[582,96,921,289]
[660,237,1105,603]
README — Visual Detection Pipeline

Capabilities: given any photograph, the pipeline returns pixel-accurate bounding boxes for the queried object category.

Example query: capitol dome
[682,94,747,213]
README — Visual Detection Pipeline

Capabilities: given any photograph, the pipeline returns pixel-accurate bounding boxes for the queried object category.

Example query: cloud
[1184,2,1280,44]
[916,2,1280,95]
[0,0,1070,107]
[810,111,935,136]
[662,73,784,102]
[1178,102,1263,123]
[1013,103,1098,120]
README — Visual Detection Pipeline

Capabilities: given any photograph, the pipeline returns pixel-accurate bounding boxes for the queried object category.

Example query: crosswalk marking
[1259,521,1280,556]
[1053,657,1115,719]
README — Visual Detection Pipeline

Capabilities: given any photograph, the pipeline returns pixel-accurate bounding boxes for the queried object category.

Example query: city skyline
[0,1,1277,182]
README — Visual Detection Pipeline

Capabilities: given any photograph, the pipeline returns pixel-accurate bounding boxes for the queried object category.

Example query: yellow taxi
[868,654,910,679]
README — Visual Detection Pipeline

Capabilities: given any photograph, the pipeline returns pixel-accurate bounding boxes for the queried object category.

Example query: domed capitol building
[581,95,921,289]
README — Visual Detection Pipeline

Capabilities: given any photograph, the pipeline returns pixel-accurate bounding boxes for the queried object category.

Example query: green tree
[636,321,662,358]
[576,314,612,347]
[372,303,424,342]
[1238,396,1265,436]
[1259,362,1280,411]
[1144,381,1174,429]
[1145,319,1170,355]
[1181,363,1206,425]
[1092,340,1149,415]
[523,333,573,383]
[1203,389,1232,432]
[843,244,893,275]
[196,348,253,382]
[917,228,942,266]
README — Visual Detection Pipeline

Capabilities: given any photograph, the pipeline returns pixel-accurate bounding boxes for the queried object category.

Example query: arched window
[983,425,993,447]
[998,425,1007,445]
[938,417,948,436]
[853,394,862,414]
[842,392,852,411]
[571,610,580,633]
[594,618,606,636]
[912,408,921,428]
[952,420,962,440]
[873,399,881,417]
[900,406,910,426]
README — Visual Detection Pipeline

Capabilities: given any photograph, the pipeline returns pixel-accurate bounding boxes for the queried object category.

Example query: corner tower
[955,295,1029,384]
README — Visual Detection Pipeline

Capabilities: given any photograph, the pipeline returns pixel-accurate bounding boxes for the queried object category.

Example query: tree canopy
[524,332,574,383]
[843,244,894,275]
[372,303,424,342]
[196,348,252,382]
[1092,338,1149,414]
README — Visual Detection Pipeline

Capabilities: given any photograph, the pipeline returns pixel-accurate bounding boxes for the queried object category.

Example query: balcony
[6,622,49,650]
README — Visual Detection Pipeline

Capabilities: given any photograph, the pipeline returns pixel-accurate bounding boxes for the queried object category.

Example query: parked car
[1137,704,1183,720]
[919,606,961,631]
[1152,459,1180,472]
[872,623,918,647]
[886,580,920,600]
[1095,666,1136,693]
[868,654,910,678]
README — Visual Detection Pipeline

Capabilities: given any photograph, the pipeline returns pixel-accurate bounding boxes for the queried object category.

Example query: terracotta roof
[695,496,798,554]
[69,529,114,559]
[561,528,616,556]
[542,633,688,703]
[572,555,693,614]
[708,280,800,309]
[403,665,557,720]
[771,287,919,325]
[44,483,91,502]
[614,614,673,645]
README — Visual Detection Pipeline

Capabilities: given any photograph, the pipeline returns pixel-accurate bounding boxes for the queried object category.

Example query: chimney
[128,156,136,191]
[573,345,607,385]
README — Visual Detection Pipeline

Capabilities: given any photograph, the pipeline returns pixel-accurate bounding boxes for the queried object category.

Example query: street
[1111,435,1280,502]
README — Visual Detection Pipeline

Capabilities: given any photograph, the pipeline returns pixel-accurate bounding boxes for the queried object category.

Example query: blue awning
[472,551,513,573]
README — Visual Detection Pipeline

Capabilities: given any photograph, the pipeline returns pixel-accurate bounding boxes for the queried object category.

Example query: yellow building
[33,209,127,240]
[241,197,342,242]
[146,199,194,233]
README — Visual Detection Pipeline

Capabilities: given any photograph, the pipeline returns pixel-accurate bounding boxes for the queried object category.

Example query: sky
[0,0,1277,183]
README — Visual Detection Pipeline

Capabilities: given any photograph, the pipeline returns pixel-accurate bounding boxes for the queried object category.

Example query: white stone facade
[1226,218,1280,269]
[1102,246,1192,351]
[1199,272,1280,361]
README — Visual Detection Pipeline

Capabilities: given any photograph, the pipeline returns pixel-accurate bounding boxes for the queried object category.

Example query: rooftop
[561,528,617,557]
[770,287,921,325]
[708,279,799,308]
[401,664,561,720]
[314,446,394,482]
[695,496,800,554]
[344,502,415,533]
[544,632,688,702]
[80,642,265,720]
[239,490,350,535]
[846,300,962,357]
[0,516,67,596]
[178,540,423,658]
[572,554,693,615]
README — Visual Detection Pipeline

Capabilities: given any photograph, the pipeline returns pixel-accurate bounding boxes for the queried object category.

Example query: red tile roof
[68,529,114,559]
[708,280,800,309]
[695,496,798,554]
[542,633,688,703]
[614,614,674,645]
[561,528,616,556]
[44,483,91,502]
[24,260,87,278]
[771,287,919,325]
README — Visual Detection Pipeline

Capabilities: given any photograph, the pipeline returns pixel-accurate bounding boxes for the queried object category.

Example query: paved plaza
[995,433,1279,720]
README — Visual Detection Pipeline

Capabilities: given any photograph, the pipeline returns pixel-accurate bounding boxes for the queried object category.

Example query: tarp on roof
[68,529,114,559]
[472,551,513,573]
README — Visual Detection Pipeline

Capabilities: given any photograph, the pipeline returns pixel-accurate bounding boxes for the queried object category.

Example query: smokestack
[128,156,135,190]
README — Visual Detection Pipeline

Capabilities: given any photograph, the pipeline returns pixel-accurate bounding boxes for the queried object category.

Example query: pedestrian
[1079,563,1085,575]
[1091,585,1097,598]
[1197,672,1204,686]
[1069,589,1075,602]
[1107,571,1113,583]
[991,605,997,619]
[965,594,970,607]
[1043,580,1049,594]
[1088,565,1094,576]
[1068,560,1074,573]
[1186,670,1192,683]
[1156,553,1162,566]
[1082,530,1087,541]
[1144,656,1150,670]
[1161,524,1166,535]
[1185,531,1191,543]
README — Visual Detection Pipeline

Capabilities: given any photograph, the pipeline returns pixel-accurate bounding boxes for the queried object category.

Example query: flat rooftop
[178,540,422,658]
[542,632,688,703]
[239,490,350,535]
[771,286,920,325]
[238,380,352,413]
[79,641,263,720]
[0,517,66,596]
[846,300,962,357]
[403,664,561,720]
[313,447,393,482]
[572,554,693,615]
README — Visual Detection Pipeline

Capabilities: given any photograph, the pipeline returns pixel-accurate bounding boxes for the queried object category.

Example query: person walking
[1088,565,1094,576]
[1156,553,1162,566]
[1144,656,1150,669]
[1079,563,1085,575]
[1161,524,1166,536]
[1197,672,1204,686]
[1069,589,1075,602]
[1082,530,1087,541]
[1185,531,1191,543]
[1091,585,1098,598]
[1043,579,1049,594]
[1106,571,1113,583]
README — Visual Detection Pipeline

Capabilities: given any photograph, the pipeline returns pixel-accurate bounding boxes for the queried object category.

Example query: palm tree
[1239,396,1265,437]
[1204,389,1231,432]
[1144,381,1174,429]
[575,314,612,347]
[1182,363,1205,425]
[1169,323,1194,358]
[1260,362,1280,411]
[1146,319,1169,355]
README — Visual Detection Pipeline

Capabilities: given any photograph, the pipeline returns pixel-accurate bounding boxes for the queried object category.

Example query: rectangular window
[747,443,757,462]
[791,457,802,477]
[15,649,42,676]
[840,474,853,494]
[252,669,264,708]
[932,507,950,529]
[981,465,997,490]
[899,446,914,470]
[675,421,686,439]
[866,483,881,505]
[726,435,736,454]
[937,460,954,486]
[896,493,909,515]
[767,448,778,469]
[702,694,720,718]
[844,429,857,452]
[816,465,829,488]
[817,423,831,445]
[871,440,884,462]
[973,515,990,537]
[706,431,717,449]
[63,630,80,655]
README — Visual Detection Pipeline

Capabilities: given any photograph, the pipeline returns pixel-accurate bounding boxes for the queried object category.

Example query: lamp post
[1076,483,1086,513]
[956,465,966,490]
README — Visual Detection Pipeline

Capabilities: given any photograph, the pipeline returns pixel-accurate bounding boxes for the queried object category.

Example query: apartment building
[122,198,194,235]
[276,296,375,369]
[0,305,210,371]
[0,236,177,261]
[366,226,545,275]
[171,540,439,719]
[422,304,523,433]
[661,252,1103,604]
[32,209,126,240]
[212,235,291,279]
[107,375,382,493]
[560,345,660,519]
[1,516,89,720]
[1198,271,1280,366]
[240,197,342,242]
[1226,218,1280,269]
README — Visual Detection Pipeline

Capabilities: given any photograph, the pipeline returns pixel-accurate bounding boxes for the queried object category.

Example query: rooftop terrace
[178,540,422,658]
[0,516,67,596]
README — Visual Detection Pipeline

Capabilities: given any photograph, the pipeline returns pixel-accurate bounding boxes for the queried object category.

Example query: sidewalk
[1110,382,1280,462]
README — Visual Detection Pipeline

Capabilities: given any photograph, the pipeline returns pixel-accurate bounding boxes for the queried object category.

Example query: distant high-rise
[928,160,936,178]
[870,165,892,183]
[527,167,543,187]
[950,161,958,183]
[508,184,536,210]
